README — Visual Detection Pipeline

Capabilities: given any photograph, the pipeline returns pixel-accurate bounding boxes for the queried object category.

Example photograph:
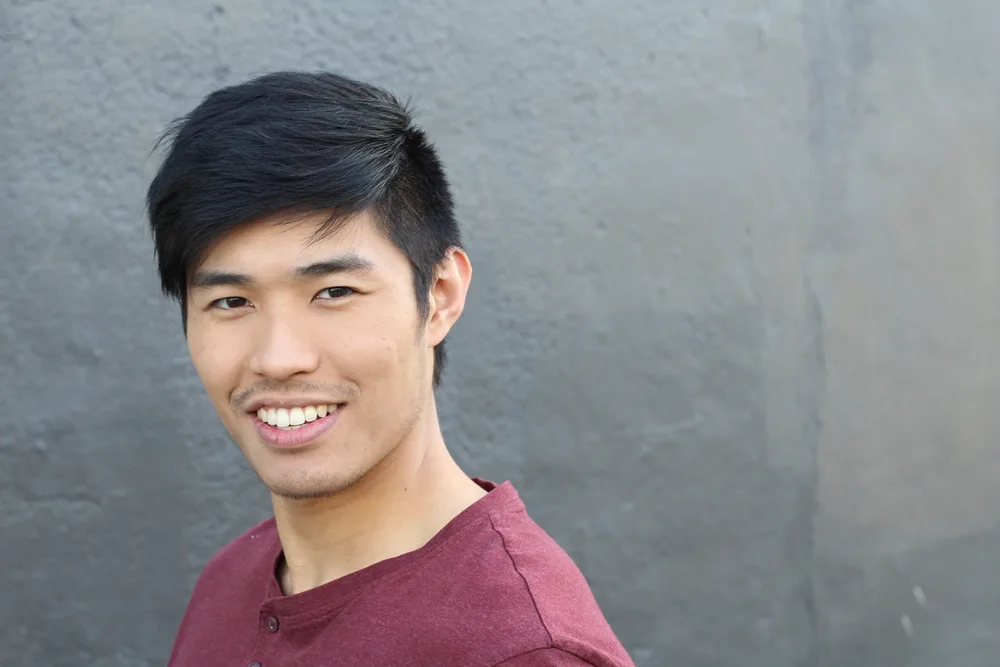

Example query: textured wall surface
[3,1,1000,666]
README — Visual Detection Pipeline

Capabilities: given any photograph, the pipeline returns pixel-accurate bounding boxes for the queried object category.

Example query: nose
[248,314,321,381]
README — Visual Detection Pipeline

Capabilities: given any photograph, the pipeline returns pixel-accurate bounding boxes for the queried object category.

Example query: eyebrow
[191,252,377,290]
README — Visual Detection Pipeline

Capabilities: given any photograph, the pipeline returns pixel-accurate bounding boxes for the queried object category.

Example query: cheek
[187,324,244,399]
[335,331,400,383]
[336,313,420,386]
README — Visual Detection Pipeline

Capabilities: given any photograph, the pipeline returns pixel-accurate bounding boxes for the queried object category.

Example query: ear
[426,248,472,346]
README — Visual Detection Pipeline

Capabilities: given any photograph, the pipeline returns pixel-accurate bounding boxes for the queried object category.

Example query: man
[147,71,634,667]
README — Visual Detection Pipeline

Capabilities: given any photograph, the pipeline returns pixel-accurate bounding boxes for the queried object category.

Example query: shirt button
[248,663,262,667]
[265,615,279,632]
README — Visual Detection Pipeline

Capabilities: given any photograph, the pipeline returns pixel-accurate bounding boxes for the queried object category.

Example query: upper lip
[244,397,344,413]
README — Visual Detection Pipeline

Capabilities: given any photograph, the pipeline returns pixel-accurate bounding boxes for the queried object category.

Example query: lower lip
[252,407,342,449]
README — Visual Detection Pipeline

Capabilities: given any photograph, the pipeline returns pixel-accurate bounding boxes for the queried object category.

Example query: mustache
[231,379,358,411]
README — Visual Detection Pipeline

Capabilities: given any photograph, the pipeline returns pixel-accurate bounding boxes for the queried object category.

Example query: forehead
[195,210,403,275]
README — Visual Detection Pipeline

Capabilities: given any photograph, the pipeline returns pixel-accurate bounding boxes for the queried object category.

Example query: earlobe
[427,248,472,346]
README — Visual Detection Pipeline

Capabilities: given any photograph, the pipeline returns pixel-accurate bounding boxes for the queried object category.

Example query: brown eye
[212,297,250,310]
[315,287,355,300]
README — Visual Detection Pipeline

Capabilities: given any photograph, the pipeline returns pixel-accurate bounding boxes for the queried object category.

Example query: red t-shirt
[167,479,635,667]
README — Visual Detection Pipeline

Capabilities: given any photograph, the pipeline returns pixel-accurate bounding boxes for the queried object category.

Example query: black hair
[146,71,461,386]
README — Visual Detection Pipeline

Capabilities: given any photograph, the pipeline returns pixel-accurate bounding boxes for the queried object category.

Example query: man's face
[185,211,447,499]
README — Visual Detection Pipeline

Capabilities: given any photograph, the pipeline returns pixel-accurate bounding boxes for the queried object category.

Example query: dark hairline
[148,71,460,386]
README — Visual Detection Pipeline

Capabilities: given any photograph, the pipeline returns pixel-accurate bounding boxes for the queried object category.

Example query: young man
[147,71,634,667]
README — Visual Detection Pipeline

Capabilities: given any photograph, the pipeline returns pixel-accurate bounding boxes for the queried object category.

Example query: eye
[211,296,251,310]
[315,287,356,300]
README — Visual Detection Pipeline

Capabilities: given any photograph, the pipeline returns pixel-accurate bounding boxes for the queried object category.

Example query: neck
[270,400,485,595]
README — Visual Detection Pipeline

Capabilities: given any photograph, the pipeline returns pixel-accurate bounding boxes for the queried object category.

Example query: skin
[185,209,486,594]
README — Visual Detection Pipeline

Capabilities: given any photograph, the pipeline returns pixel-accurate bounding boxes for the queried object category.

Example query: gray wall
[3,1,998,666]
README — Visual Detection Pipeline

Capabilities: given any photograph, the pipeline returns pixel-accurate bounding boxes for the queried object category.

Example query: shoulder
[364,496,579,664]
[202,516,277,572]
[187,516,278,600]
[486,503,635,667]
[491,647,598,666]
[168,518,279,664]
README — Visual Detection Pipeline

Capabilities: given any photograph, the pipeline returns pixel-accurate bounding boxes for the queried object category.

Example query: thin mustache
[231,381,357,411]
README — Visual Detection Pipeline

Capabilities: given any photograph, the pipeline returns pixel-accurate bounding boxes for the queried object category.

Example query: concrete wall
[3,1,999,665]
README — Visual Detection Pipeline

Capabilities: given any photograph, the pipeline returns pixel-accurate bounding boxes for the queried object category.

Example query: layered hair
[146,71,461,386]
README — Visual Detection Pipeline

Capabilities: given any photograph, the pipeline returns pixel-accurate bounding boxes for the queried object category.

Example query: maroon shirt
[167,479,635,667]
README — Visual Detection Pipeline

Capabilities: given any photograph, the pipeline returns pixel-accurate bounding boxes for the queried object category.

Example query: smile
[255,404,339,430]
[251,404,344,449]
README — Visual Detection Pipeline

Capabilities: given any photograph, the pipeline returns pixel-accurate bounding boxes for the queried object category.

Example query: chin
[258,468,367,501]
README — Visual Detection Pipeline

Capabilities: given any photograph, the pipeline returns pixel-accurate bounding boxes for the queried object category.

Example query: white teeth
[258,404,339,427]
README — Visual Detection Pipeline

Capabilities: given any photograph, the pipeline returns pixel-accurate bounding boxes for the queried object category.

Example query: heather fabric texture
[167,479,635,667]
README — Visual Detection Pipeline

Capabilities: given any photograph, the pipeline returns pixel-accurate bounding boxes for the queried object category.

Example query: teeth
[257,404,338,427]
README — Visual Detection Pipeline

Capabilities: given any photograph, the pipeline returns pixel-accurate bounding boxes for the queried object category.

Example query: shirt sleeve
[493,648,597,666]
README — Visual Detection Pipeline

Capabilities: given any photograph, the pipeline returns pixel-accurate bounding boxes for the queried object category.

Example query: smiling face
[185,210,467,499]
